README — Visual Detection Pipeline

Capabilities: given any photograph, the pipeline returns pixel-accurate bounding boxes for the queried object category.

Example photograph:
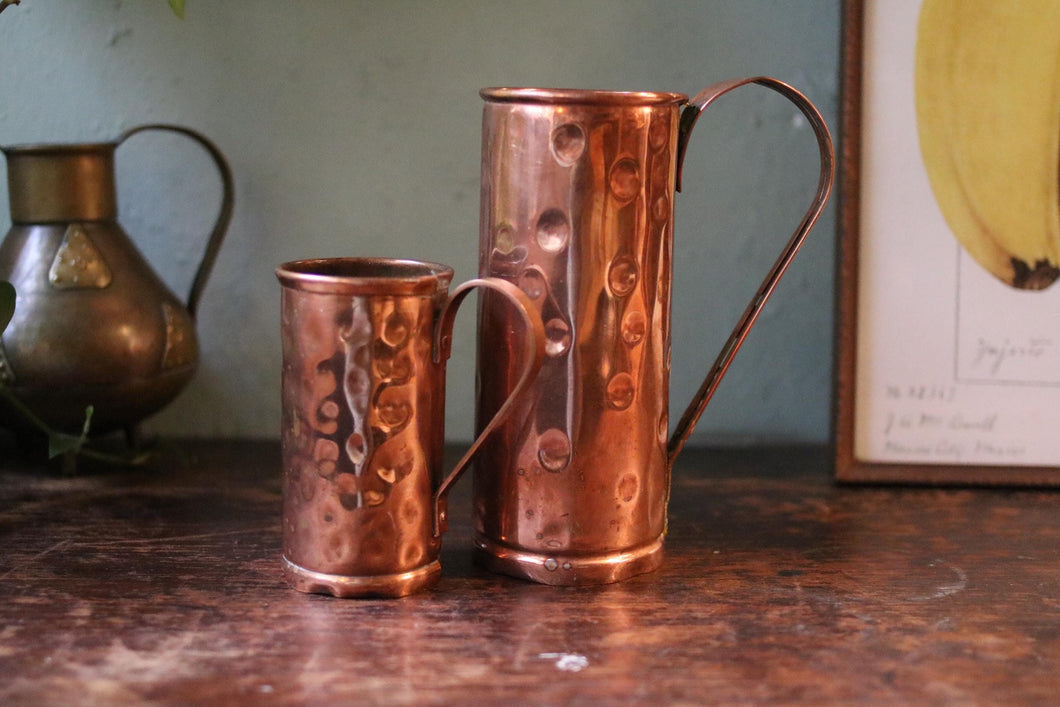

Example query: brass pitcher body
[0,125,232,435]
[474,81,834,585]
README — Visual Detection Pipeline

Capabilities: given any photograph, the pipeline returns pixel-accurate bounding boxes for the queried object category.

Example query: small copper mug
[474,79,835,585]
[276,258,544,597]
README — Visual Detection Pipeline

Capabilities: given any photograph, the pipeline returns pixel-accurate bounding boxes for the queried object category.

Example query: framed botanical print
[834,0,1060,485]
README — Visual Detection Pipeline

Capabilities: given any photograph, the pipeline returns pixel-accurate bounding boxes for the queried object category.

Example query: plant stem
[0,383,152,467]
[0,383,53,436]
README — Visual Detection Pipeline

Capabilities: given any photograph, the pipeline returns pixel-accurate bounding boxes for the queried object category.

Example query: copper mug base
[282,556,441,599]
[472,533,664,586]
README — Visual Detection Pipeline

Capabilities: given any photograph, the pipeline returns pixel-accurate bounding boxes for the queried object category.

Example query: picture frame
[833,0,1060,486]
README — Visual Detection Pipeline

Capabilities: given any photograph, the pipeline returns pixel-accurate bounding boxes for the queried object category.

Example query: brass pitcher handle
[118,124,235,318]
[667,77,835,467]
[431,277,546,537]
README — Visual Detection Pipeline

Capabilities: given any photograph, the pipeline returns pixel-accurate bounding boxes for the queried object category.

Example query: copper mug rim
[481,87,688,106]
[276,257,455,296]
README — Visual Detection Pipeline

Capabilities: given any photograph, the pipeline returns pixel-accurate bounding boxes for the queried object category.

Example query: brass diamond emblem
[48,224,112,289]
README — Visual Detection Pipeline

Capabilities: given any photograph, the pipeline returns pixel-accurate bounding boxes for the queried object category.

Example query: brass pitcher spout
[4,142,120,224]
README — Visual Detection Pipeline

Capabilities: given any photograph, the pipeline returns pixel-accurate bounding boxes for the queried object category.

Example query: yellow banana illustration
[915,0,1060,290]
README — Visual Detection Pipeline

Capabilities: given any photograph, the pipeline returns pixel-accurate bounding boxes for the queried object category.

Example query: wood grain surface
[1,440,1057,705]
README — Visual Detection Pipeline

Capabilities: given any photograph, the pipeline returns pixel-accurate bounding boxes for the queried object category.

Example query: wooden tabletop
[1,439,1057,705]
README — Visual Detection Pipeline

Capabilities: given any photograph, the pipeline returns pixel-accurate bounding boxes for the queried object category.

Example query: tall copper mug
[473,79,835,585]
[277,258,543,597]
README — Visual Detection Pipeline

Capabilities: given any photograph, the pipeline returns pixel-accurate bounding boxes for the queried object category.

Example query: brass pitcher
[0,124,233,437]
[473,79,834,585]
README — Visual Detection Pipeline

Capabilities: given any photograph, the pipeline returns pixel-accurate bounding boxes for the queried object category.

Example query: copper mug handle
[431,276,546,537]
[667,77,835,465]
[118,123,235,318]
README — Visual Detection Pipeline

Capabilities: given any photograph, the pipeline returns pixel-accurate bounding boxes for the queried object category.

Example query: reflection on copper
[277,258,544,597]
[473,81,834,585]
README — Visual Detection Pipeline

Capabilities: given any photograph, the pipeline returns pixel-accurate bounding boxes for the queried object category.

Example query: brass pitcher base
[472,534,664,586]
[282,556,441,599]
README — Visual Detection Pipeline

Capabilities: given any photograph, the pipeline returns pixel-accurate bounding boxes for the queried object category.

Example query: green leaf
[48,432,83,459]
[168,0,185,19]
[0,281,14,336]
[47,405,93,459]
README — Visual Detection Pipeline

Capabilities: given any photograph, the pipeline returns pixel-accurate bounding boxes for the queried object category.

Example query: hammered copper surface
[277,258,543,598]
[474,80,834,585]
[0,124,233,435]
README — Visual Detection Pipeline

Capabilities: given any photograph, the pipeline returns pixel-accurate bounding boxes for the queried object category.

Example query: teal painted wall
[0,1,840,443]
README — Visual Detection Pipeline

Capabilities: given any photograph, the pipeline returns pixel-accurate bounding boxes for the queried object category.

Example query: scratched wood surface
[1,439,1058,705]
